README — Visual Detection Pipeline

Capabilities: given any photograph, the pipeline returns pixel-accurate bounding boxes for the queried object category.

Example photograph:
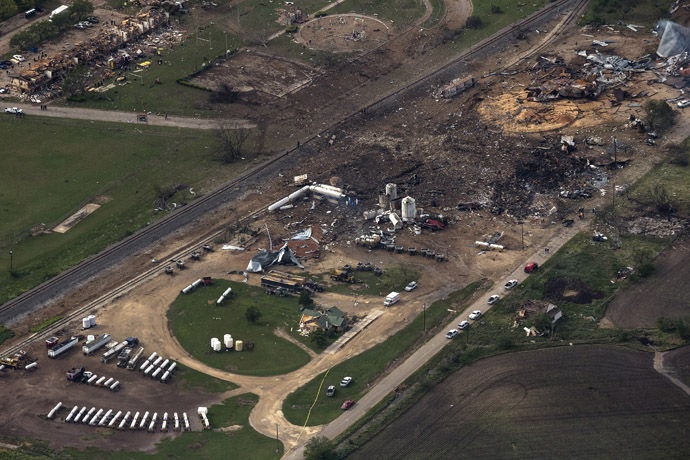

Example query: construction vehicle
[330,267,355,284]
[66,366,85,381]
[0,355,24,369]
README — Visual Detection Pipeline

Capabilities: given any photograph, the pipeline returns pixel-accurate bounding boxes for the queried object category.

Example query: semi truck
[117,347,133,368]
[48,337,79,358]
[101,340,127,363]
[126,347,145,370]
[82,334,111,356]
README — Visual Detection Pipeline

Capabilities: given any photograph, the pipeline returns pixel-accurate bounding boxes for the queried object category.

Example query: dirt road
[6,103,254,130]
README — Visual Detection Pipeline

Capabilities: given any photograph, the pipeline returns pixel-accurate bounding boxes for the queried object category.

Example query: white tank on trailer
[110,381,120,391]
[192,279,203,288]
[104,377,114,387]
[47,402,63,419]
[148,351,158,362]
[139,411,150,429]
[183,412,190,431]
[65,406,78,423]
[95,376,106,387]
[109,410,122,427]
[144,365,155,376]
[99,409,112,426]
[139,359,151,372]
[161,371,170,382]
[89,409,103,426]
[74,406,88,423]
[118,412,130,430]
[83,407,96,424]
[160,358,170,369]
[152,367,162,379]
[152,356,163,367]
[182,284,194,294]
[87,374,98,385]
[130,411,140,430]
[168,362,176,373]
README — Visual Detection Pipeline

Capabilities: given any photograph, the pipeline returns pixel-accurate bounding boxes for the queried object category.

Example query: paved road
[5,103,254,130]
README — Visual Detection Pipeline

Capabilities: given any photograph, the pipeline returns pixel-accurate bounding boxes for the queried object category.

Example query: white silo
[401,196,416,222]
[385,183,397,200]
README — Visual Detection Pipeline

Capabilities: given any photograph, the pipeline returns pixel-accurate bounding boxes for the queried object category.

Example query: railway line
[1,0,587,356]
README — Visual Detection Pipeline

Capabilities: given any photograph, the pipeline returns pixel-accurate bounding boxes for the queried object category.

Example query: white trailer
[48,337,79,358]
[82,334,111,355]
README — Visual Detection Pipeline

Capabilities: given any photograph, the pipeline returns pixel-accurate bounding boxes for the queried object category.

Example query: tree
[645,99,676,132]
[216,127,250,164]
[62,66,90,98]
[304,436,340,460]
[0,0,18,21]
[650,183,675,217]
[69,0,94,19]
[298,291,314,308]
[310,329,328,348]
[245,306,262,324]
[465,15,483,29]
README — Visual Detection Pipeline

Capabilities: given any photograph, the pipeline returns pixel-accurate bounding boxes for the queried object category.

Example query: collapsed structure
[10,7,169,94]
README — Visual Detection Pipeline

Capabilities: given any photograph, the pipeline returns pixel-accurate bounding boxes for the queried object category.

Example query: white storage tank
[104,377,114,387]
[140,360,151,372]
[110,381,120,391]
[235,340,244,352]
[152,356,163,367]
[144,365,154,376]
[401,196,416,222]
[89,315,96,327]
[160,358,170,370]
[385,183,397,200]
[82,317,91,329]
[168,362,177,373]
[223,334,233,349]
[152,367,162,379]
[148,352,158,362]
[161,371,170,382]
[212,340,222,352]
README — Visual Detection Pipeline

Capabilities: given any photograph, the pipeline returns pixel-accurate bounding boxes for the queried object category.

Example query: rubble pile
[623,216,688,238]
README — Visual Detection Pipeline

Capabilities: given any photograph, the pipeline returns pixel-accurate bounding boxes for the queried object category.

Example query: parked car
[677,100,690,108]
[404,281,418,292]
[504,280,518,290]
[4,107,22,114]
[0,88,7,94]
[326,385,336,397]
[340,376,352,387]
[458,320,469,330]
[86,16,99,23]
[12,54,25,62]
[341,399,355,410]
[524,262,539,273]
[487,295,500,305]
[445,329,459,339]
[469,310,482,320]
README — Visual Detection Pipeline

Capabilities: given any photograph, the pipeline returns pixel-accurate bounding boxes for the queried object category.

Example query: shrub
[645,99,676,132]
[285,25,298,34]
[314,11,327,17]
[491,5,503,13]
[245,306,262,324]
[657,316,675,333]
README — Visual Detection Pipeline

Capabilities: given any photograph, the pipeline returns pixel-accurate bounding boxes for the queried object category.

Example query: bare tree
[216,126,250,164]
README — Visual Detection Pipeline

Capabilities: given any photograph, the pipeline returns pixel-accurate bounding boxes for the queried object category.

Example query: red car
[524,262,539,273]
[341,400,355,410]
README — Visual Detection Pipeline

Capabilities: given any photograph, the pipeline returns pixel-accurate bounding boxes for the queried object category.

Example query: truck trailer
[82,334,111,356]
[48,337,79,358]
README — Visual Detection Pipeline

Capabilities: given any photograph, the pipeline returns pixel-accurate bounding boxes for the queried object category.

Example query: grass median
[282,280,488,426]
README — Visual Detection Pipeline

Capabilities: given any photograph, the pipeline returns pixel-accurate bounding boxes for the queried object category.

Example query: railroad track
[1,0,587,356]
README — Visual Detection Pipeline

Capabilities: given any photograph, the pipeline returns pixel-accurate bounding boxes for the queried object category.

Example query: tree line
[9,0,94,51]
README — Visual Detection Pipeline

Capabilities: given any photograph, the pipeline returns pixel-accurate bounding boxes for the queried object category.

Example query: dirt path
[441,0,474,30]
[654,351,690,398]
[9,103,254,129]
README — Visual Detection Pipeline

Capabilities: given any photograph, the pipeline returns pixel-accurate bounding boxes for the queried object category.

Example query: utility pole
[518,220,525,250]
[612,137,617,229]
[423,303,426,332]
[9,250,13,273]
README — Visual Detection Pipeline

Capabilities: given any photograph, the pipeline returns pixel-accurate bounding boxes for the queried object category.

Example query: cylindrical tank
[182,285,193,294]
[211,338,219,349]
[222,287,232,297]
[104,377,114,387]
[82,318,91,329]
[168,362,176,373]
[89,315,96,327]
[95,376,106,386]
[144,365,154,376]
[87,334,95,342]
[401,196,416,222]
[148,352,158,361]
[152,367,162,379]
[192,279,203,288]
[212,340,221,352]
[161,371,170,382]
[378,193,390,209]
[140,360,150,372]
[110,381,120,391]
[223,334,233,349]
[385,183,397,200]
[160,359,170,369]
[152,356,163,367]
[235,340,244,351]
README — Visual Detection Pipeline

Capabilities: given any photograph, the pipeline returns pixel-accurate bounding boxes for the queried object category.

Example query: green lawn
[0,116,249,307]
[323,265,420,296]
[167,280,313,376]
[421,0,446,28]
[282,280,487,425]
[328,0,426,28]
[580,0,674,26]
[3,394,282,460]
[237,0,332,36]
[175,364,238,393]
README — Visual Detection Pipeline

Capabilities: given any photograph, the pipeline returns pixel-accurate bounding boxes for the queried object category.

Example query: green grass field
[237,0,332,36]
[282,280,487,425]
[0,116,250,307]
[167,280,313,375]
[2,394,281,460]
[322,265,420,297]
[580,0,673,26]
[421,0,446,28]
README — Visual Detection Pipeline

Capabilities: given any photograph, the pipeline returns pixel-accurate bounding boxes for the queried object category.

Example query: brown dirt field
[664,345,690,388]
[297,15,391,53]
[606,236,690,329]
[348,345,690,460]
